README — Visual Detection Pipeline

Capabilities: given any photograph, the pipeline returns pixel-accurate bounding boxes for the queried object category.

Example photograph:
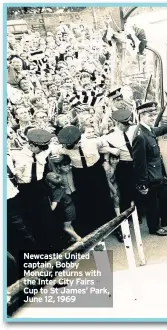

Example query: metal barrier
[7,203,146,316]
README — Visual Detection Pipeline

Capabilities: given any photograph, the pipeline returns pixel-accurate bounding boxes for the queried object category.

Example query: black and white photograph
[5,4,167,322]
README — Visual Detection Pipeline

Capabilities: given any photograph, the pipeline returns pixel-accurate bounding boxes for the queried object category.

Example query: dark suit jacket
[132,124,167,187]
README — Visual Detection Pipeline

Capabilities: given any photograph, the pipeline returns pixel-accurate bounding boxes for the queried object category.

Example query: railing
[7,203,146,317]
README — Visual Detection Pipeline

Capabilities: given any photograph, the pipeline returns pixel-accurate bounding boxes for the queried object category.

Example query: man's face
[35,112,48,123]
[23,45,30,53]
[85,126,94,138]
[20,79,30,92]
[60,71,68,79]
[58,115,69,127]
[60,164,71,174]
[56,31,62,40]
[12,60,22,72]
[82,113,93,125]
[63,33,69,42]
[29,143,41,154]
[65,77,73,85]
[81,76,90,85]
[34,98,43,109]
[64,84,73,94]
[35,89,43,97]
[16,108,30,122]
[49,84,57,95]
[54,77,61,87]
[75,72,80,80]
[141,111,157,127]
[62,103,69,114]
[33,40,39,48]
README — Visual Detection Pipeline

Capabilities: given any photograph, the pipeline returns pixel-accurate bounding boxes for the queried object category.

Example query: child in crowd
[46,156,81,243]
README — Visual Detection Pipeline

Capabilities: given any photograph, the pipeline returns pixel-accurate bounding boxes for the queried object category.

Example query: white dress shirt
[11,146,50,184]
[7,155,19,200]
[104,125,138,161]
[53,137,110,168]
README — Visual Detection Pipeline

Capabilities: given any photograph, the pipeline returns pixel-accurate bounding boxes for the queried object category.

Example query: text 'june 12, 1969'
[19,250,113,308]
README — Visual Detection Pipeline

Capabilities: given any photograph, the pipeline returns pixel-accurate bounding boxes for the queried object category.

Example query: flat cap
[136,101,157,114]
[107,88,123,100]
[27,129,52,145]
[58,125,81,145]
[112,109,132,124]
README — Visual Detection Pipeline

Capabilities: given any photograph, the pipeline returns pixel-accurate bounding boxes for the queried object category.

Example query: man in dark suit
[132,101,167,236]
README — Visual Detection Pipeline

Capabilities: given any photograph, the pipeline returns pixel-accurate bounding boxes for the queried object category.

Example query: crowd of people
[7,20,167,286]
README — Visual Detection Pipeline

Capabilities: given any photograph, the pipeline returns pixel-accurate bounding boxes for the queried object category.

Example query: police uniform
[57,126,116,236]
[105,109,140,214]
[7,154,35,262]
[132,102,167,234]
[12,129,53,248]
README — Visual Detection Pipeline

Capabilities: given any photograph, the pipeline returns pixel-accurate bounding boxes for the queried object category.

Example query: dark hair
[109,153,120,161]
[58,155,71,166]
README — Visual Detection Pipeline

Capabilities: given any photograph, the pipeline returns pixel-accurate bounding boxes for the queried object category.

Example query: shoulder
[133,125,144,140]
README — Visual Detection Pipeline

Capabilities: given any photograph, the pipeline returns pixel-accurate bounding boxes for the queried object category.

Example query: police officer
[7,151,36,262]
[105,107,138,211]
[12,128,53,248]
[56,125,118,236]
[132,102,167,236]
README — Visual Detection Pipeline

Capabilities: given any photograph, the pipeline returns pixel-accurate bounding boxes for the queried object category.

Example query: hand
[103,161,110,172]
[114,149,120,157]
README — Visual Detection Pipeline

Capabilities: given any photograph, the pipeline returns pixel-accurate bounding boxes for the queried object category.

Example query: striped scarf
[69,90,104,108]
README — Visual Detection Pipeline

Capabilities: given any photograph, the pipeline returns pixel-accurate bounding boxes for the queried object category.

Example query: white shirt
[12,146,50,184]
[104,125,137,161]
[7,155,19,200]
[53,137,110,168]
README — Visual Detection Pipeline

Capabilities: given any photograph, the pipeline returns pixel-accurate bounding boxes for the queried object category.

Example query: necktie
[31,153,37,182]
[78,146,87,168]
[7,165,18,188]
[123,132,133,159]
